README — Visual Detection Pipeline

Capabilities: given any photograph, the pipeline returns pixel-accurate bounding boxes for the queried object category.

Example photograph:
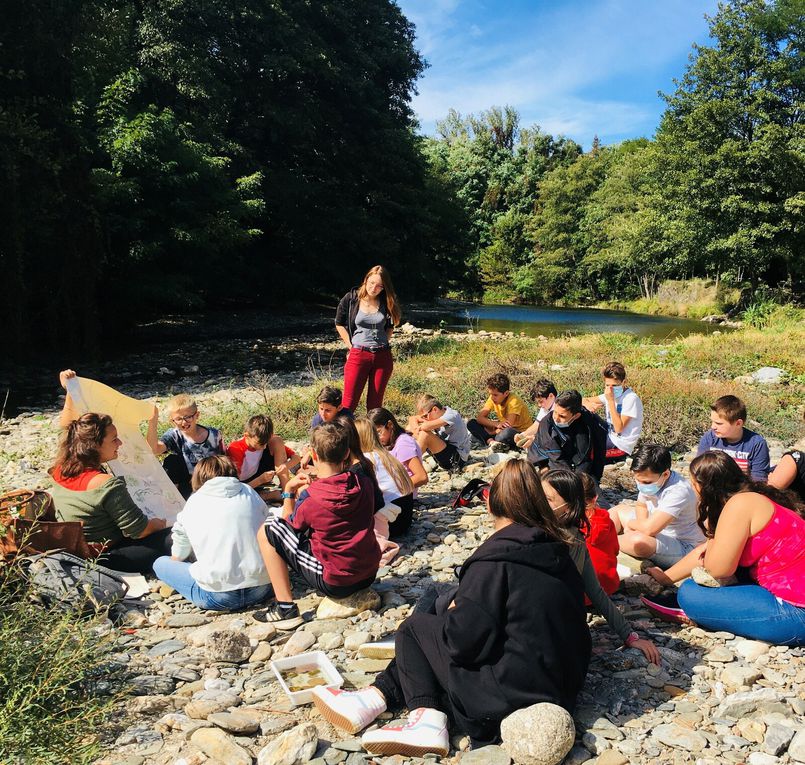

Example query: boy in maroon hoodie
[256,422,380,628]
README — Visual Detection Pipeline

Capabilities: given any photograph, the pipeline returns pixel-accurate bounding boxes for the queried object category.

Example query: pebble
[653,723,708,752]
[190,727,252,765]
[735,640,771,661]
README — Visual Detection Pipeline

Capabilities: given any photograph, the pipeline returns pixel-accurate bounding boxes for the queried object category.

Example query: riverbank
[2,312,803,494]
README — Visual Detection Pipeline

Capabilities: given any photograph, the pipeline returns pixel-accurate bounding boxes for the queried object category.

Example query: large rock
[750,367,785,384]
[652,723,707,752]
[715,688,784,720]
[206,629,254,663]
[789,729,805,763]
[735,639,770,661]
[257,722,318,765]
[129,675,176,696]
[499,703,575,765]
[184,691,242,719]
[208,710,261,735]
[459,745,511,765]
[620,574,664,597]
[190,727,253,765]
[280,630,316,657]
[316,589,381,619]
[721,664,762,690]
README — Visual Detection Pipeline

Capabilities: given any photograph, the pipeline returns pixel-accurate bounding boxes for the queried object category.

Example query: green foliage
[743,298,781,327]
[0,561,115,764]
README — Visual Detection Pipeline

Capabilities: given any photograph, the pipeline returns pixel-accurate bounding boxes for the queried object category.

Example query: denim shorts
[652,534,698,568]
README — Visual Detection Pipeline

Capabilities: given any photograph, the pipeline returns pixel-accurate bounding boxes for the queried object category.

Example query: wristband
[625,631,640,647]
[280,491,296,500]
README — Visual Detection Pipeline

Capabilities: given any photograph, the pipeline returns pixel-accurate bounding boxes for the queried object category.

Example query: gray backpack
[24,551,129,617]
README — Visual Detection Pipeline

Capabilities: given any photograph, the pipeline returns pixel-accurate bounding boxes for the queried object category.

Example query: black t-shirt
[781,450,805,502]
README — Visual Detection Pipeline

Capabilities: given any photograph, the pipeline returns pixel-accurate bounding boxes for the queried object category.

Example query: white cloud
[397,0,718,145]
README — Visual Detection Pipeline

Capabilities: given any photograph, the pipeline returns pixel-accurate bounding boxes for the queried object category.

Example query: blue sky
[396,0,719,149]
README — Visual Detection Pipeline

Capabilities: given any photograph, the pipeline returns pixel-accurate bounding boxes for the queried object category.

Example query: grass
[145,308,805,453]
[0,559,116,764]
[602,278,742,319]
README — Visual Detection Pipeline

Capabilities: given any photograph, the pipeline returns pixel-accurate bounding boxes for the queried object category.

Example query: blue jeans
[153,557,272,611]
[678,579,805,646]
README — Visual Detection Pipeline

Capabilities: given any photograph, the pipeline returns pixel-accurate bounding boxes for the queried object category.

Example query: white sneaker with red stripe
[361,708,449,757]
[311,686,386,734]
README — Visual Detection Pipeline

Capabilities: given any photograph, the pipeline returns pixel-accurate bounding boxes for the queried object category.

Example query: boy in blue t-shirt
[697,395,770,481]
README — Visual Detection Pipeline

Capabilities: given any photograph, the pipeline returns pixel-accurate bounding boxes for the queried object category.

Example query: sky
[396,0,720,150]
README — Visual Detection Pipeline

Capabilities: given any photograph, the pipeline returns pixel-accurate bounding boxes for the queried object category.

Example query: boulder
[750,367,785,384]
[206,629,254,663]
[500,703,575,765]
[257,722,318,765]
[316,589,380,619]
[190,727,253,765]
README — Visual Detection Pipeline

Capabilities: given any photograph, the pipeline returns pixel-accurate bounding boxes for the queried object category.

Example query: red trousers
[342,346,394,412]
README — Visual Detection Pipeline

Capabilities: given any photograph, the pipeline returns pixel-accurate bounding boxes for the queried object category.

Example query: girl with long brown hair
[647,451,805,645]
[335,265,401,412]
[310,459,591,756]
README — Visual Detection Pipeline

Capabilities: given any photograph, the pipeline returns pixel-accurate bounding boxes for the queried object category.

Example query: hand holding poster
[65,377,184,524]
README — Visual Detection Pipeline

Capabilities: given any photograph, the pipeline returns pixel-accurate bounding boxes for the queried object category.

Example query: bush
[0,559,115,764]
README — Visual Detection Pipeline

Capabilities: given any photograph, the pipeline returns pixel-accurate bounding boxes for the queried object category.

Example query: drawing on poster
[65,377,184,524]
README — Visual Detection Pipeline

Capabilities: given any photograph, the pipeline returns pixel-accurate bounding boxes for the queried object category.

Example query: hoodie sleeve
[170,514,192,560]
[335,291,352,328]
[443,561,506,665]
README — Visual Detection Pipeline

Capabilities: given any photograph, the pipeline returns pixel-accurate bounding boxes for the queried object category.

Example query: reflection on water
[419,303,725,341]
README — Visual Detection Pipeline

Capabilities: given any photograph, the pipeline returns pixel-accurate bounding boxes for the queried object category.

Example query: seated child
[697,395,770,480]
[579,473,620,598]
[310,385,353,429]
[256,422,380,629]
[582,362,643,458]
[514,378,557,449]
[528,390,607,480]
[147,394,225,498]
[367,407,429,497]
[153,456,271,611]
[226,414,300,501]
[609,444,704,568]
[467,373,534,452]
[355,417,415,546]
[408,394,472,473]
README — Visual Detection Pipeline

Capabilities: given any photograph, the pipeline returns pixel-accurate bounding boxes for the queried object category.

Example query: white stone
[190,727,252,765]
[735,640,770,661]
[316,589,381,619]
[500,703,575,765]
[257,722,318,765]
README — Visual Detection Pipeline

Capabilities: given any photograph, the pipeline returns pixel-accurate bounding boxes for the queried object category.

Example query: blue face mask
[554,420,571,429]
[612,385,624,398]
[637,475,665,496]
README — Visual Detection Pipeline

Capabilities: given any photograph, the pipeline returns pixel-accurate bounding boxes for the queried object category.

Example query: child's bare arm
[418,417,447,433]
[58,369,80,427]
[146,405,168,455]
[475,407,496,428]
[582,395,603,411]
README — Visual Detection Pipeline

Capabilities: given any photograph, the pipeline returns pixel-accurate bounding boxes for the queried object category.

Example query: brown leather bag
[1,489,104,560]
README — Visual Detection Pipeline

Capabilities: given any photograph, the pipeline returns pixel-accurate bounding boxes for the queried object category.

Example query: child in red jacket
[580,474,620,599]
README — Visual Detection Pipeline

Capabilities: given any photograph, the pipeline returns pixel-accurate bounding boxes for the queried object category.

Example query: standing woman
[336,266,401,412]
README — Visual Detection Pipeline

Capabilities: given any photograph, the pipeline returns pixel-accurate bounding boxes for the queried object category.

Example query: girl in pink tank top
[647,451,805,646]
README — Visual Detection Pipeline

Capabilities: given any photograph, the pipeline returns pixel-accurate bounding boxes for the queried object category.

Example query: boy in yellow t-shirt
[467,373,534,452]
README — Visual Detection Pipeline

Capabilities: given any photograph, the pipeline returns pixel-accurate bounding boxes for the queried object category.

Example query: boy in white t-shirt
[609,444,704,567]
[408,394,471,473]
[582,361,643,456]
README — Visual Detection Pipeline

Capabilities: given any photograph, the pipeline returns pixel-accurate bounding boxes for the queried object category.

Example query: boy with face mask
[609,444,703,567]
[528,389,607,480]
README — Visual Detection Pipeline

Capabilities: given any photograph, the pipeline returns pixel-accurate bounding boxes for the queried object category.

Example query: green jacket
[49,476,149,545]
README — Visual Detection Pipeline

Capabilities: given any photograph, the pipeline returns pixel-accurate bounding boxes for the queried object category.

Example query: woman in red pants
[336,265,401,412]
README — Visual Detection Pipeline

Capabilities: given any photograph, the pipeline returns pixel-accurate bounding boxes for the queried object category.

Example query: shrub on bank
[0,559,114,764]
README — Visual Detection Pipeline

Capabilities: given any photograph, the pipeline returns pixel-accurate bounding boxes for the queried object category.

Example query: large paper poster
[65,377,184,524]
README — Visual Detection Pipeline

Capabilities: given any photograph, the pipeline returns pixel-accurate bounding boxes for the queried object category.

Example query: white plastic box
[270,650,344,706]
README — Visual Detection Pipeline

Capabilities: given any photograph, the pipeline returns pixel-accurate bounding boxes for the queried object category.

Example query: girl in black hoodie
[312,460,592,757]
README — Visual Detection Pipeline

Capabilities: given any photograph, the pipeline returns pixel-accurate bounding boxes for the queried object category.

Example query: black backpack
[23,551,129,617]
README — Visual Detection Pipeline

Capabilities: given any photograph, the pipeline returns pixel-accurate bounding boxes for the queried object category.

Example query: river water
[416,302,725,341]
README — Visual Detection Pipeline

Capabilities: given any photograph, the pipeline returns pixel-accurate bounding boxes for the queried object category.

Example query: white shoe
[362,707,449,757]
[311,686,386,734]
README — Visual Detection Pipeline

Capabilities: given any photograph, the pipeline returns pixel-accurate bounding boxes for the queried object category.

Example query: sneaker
[640,592,690,625]
[312,686,386,734]
[362,708,449,757]
[358,636,396,659]
[253,602,303,630]
[489,440,509,453]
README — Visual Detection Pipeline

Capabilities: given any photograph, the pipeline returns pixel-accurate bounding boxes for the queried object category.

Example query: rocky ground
[1,392,803,765]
